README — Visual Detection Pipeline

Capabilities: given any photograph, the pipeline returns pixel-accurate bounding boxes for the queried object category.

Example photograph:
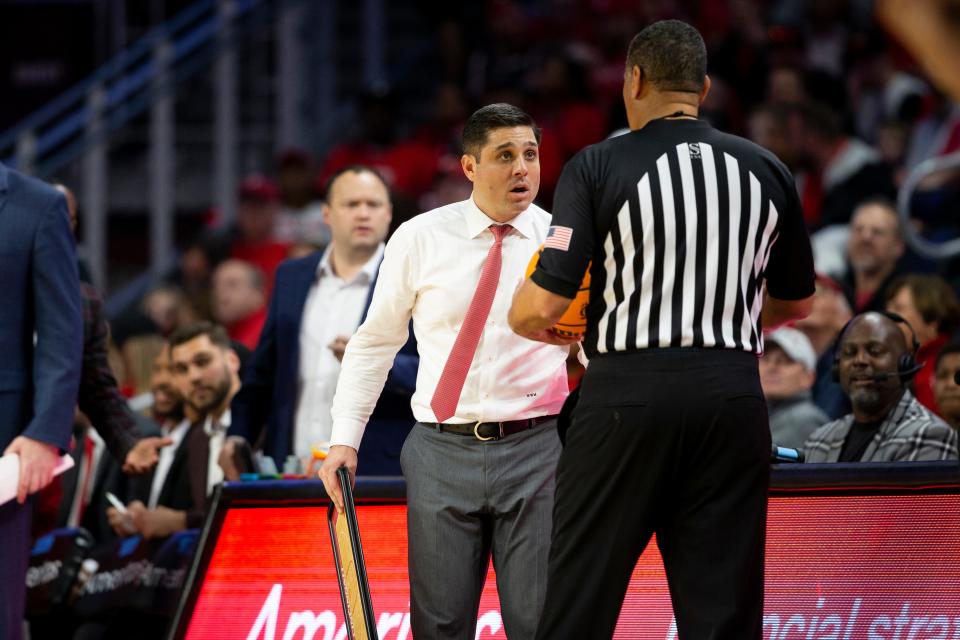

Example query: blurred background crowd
[5,0,960,396]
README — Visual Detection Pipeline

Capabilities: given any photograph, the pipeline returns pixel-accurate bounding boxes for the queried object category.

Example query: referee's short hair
[462,103,542,159]
[626,19,706,93]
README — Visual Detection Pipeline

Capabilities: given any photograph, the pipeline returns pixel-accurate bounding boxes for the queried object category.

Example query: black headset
[831,310,923,383]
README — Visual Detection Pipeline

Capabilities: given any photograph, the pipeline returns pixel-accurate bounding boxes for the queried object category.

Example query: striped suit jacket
[803,391,958,463]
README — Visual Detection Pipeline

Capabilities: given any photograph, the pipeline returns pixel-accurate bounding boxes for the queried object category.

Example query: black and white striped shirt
[533,118,815,358]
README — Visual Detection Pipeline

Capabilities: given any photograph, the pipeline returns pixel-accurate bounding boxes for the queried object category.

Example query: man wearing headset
[803,311,958,462]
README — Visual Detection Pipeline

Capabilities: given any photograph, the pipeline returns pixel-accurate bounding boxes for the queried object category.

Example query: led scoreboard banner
[170,463,960,640]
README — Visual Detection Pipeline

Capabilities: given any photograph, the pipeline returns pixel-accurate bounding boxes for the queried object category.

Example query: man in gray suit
[0,163,82,639]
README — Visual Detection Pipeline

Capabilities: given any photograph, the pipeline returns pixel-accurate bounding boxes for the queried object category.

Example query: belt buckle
[473,421,500,441]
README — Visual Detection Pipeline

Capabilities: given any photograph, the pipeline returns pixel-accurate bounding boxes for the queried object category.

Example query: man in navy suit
[229,165,417,475]
[0,163,82,639]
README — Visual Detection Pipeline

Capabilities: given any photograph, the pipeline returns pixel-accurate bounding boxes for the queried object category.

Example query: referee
[509,20,815,640]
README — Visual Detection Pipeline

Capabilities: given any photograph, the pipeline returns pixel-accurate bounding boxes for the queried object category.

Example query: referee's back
[527,20,815,640]
[536,117,815,358]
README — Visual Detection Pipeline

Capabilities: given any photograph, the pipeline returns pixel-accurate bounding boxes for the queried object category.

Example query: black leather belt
[423,415,557,441]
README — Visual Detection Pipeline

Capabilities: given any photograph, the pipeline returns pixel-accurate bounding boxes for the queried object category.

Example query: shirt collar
[165,417,191,437]
[316,243,385,284]
[464,195,537,240]
[204,409,232,436]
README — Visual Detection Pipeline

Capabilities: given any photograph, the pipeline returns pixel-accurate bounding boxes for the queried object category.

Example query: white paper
[0,453,74,506]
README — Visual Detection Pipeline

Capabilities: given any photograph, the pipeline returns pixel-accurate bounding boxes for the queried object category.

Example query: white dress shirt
[147,418,191,509]
[330,197,569,450]
[204,409,231,496]
[294,244,385,459]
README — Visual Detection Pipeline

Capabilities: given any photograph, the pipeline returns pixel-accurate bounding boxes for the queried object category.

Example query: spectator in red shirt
[885,273,960,416]
[211,259,267,351]
[797,103,896,229]
[933,343,960,431]
[316,89,443,208]
[843,198,905,313]
[528,52,608,161]
[229,175,291,289]
[181,175,293,305]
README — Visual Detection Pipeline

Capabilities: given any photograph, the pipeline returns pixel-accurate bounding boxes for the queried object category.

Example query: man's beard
[850,253,889,277]
[155,402,185,423]
[153,384,183,420]
[187,367,232,415]
[849,386,892,417]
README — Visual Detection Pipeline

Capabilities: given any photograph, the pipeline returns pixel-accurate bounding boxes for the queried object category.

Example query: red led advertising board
[179,492,960,640]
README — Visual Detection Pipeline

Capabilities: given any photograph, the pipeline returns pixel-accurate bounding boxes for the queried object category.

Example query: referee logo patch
[689,142,701,159]
[544,225,573,251]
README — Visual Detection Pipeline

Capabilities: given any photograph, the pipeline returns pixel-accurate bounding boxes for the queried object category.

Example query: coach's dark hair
[626,20,706,93]
[461,103,541,159]
[322,164,392,202]
[169,321,232,351]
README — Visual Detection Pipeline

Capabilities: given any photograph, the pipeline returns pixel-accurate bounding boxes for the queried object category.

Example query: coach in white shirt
[320,104,576,640]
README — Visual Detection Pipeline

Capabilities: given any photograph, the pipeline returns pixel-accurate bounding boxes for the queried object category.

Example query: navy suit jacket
[0,163,81,638]
[0,163,82,452]
[229,251,418,471]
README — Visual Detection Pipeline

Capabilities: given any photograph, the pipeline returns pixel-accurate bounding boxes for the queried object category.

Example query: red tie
[431,224,512,422]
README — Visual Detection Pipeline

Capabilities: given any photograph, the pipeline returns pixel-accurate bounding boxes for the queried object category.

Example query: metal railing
[0,0,432,298]
[898,150,960,260]
[0,0,267,177]
[0,0,278,290]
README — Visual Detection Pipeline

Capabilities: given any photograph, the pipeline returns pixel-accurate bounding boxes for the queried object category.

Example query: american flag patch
[544,225,573,251]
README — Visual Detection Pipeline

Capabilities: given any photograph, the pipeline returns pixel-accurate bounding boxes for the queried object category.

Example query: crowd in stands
[24,0,960,636]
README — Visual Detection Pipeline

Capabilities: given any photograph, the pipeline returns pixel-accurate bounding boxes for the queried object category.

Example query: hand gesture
[123,436,174,475]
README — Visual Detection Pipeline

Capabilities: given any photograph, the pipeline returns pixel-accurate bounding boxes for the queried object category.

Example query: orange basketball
[526,245,590,338]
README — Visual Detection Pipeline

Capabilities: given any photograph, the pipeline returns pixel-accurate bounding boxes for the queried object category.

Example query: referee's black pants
[535,349,770,640]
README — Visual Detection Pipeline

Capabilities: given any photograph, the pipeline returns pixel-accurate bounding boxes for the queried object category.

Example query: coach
[510,20,816,639]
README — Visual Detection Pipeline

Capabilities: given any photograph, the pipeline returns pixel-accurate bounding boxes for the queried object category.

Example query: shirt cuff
[766,279,816,301]
[329,419,366,451]
[531,268,580,299]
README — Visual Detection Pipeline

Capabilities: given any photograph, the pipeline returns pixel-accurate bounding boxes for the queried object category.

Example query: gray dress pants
[401,419,561,640]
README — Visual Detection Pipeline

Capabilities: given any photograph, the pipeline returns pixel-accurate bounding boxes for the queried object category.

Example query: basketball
[525,245,590,337]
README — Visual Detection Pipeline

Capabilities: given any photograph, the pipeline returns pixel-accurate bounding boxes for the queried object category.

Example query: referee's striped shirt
[533,118,815,359]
